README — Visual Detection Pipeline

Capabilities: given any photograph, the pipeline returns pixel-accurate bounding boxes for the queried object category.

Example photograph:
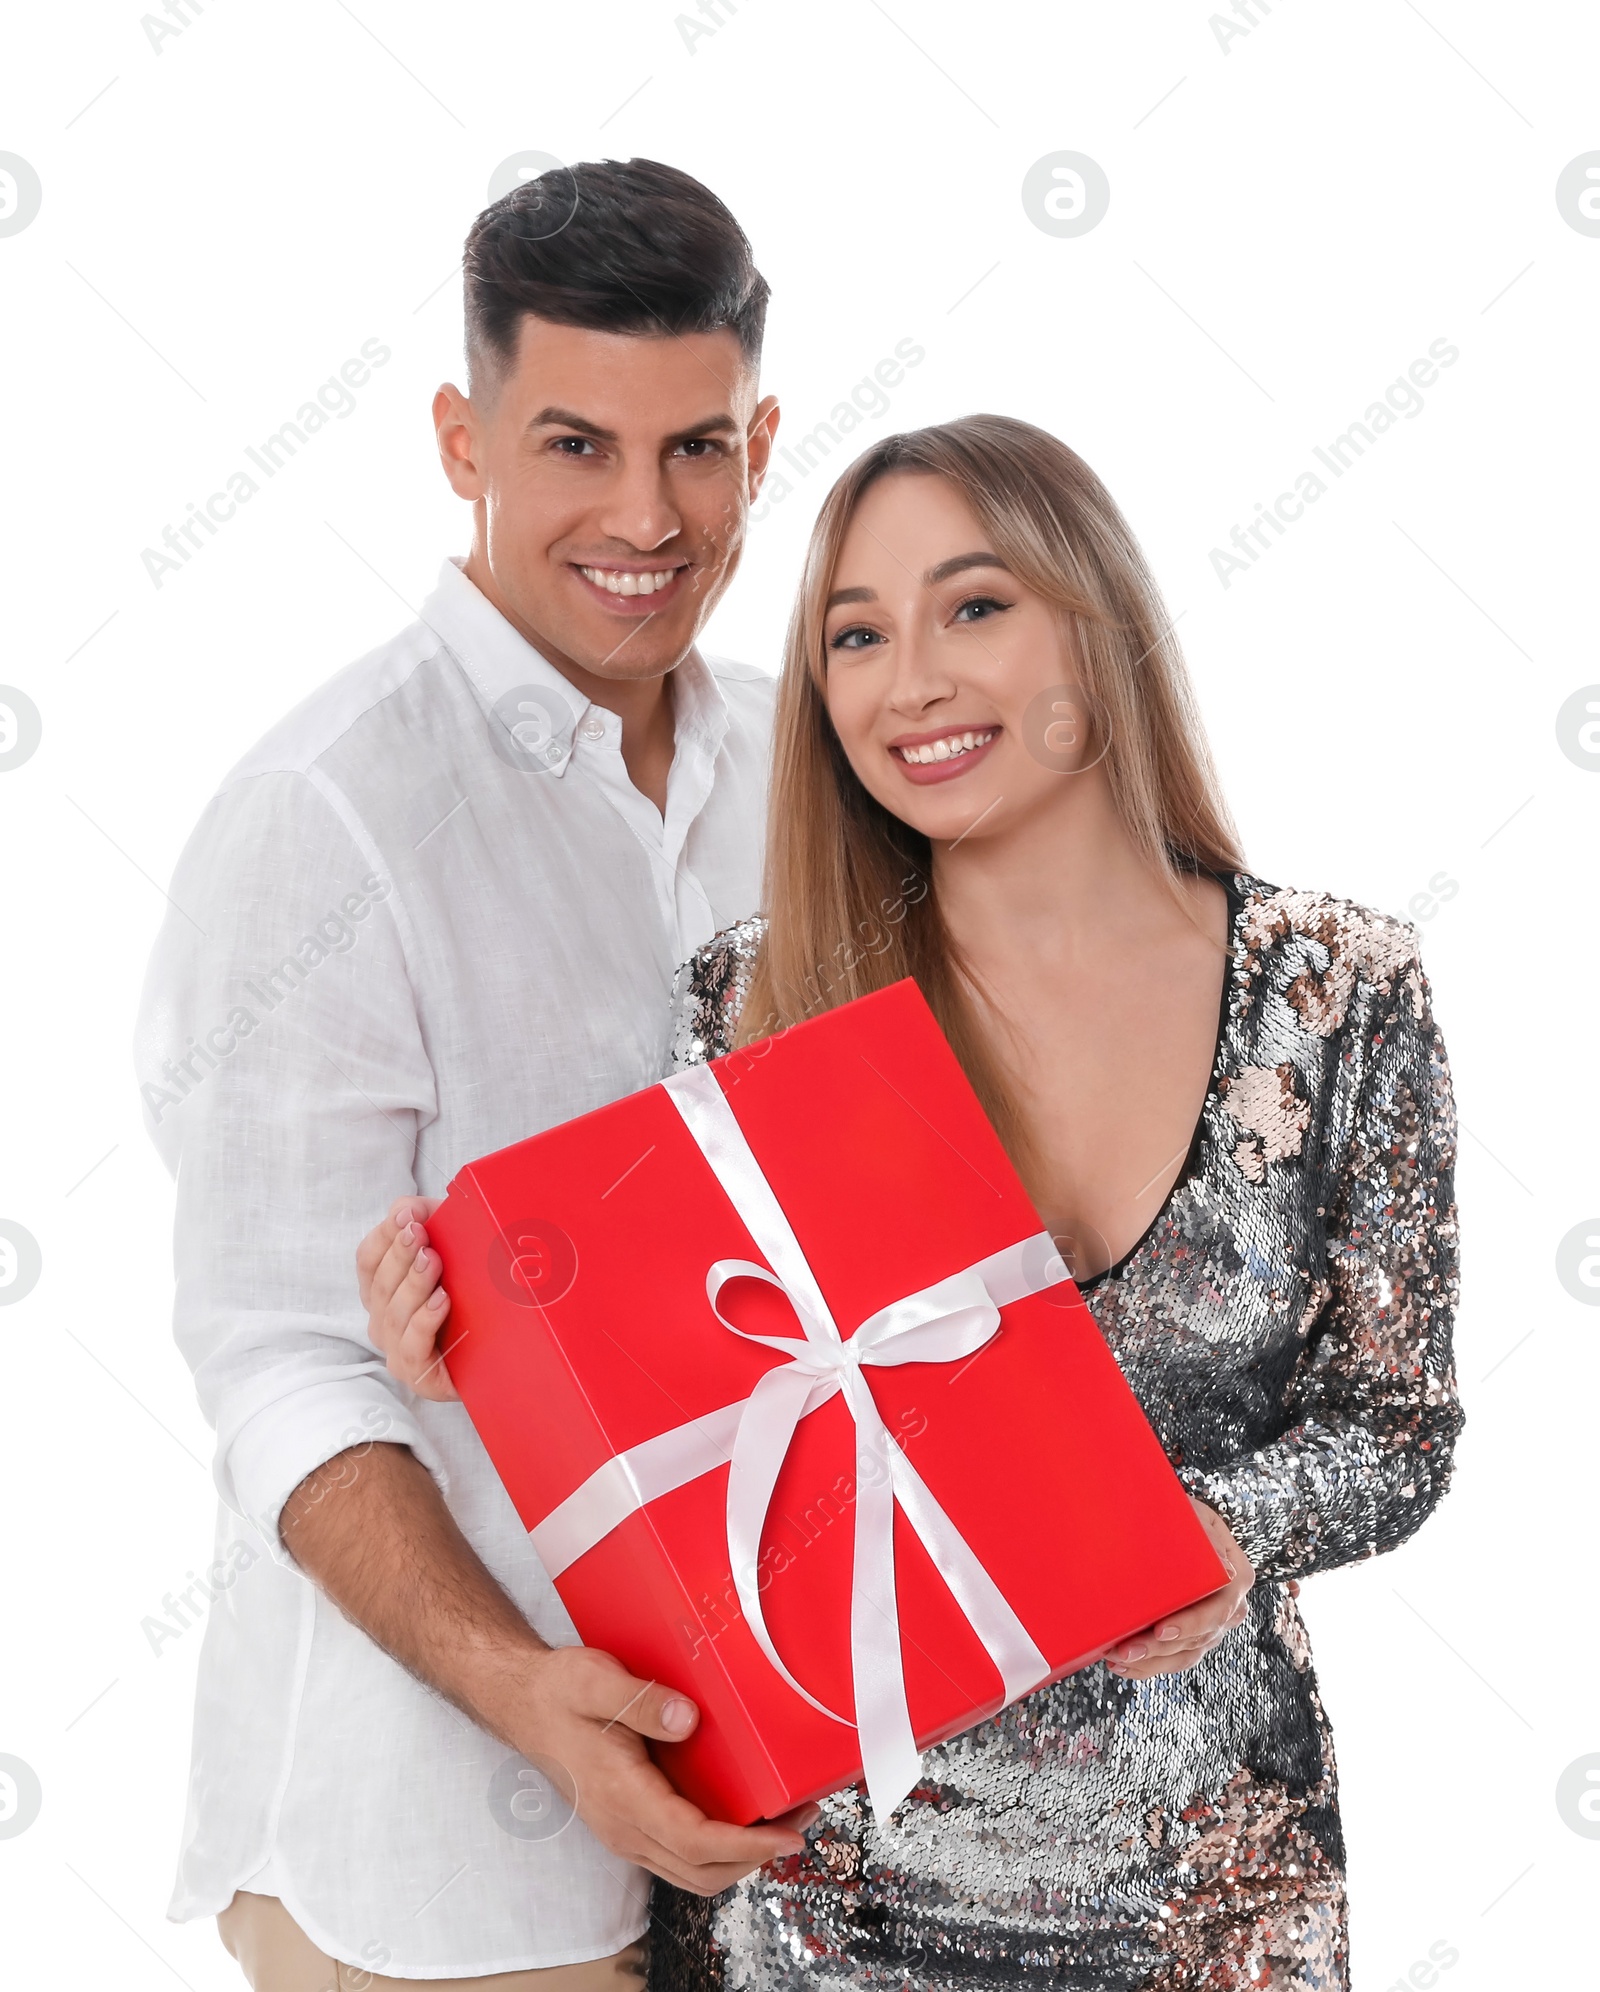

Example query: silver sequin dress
[649,871,1461,1992]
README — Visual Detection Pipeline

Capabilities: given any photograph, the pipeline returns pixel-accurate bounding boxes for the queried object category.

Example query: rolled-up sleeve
[1181,947,1464,1579]
[136,768,444,1555]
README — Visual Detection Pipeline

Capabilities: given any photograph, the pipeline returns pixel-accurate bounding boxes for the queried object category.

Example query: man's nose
[598,461,683,552]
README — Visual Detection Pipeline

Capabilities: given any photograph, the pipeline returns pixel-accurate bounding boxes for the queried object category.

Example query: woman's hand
[356,1196,459,1401]
[1103,1499,1254,1680]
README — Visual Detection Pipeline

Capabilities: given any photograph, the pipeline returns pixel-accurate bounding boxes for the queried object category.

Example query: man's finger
[611,1825,764,1894]
[633,1784,806,1871]
[594,1672,701,1744]
[618,1835,767,1896]
[590,1756,804,1871]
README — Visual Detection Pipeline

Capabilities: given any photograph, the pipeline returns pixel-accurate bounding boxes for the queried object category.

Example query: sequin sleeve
[667,916,767,1070]
[1180,944,1463,1579]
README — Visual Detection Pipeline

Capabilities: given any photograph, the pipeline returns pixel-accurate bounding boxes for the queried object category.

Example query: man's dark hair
[463,157,768,392]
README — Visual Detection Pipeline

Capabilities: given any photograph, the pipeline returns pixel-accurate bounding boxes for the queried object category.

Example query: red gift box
[432,979,1226,1824]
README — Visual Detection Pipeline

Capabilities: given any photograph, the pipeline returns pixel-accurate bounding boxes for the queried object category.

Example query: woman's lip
[887,723,1002,749]
[570,563,690,614]
[890,730,1002,785]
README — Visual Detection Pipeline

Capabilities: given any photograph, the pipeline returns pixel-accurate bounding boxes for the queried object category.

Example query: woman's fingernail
[1124,1643,1148,1662]
[428,1288,447,1310]
[1158,1624,1181,1641]
[400,1223,415,1245]
[661,1697,696,1735]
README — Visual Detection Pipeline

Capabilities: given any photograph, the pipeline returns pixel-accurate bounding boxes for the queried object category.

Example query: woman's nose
[885,618,957,710]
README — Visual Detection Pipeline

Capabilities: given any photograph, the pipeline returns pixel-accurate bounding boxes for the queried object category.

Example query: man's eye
[674,438,722,457]
[829,625,882,652]
[552,436,599,456]
[952,594,1007,623]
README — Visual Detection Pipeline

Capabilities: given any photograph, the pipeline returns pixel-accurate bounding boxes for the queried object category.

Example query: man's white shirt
[136,556,773,1974]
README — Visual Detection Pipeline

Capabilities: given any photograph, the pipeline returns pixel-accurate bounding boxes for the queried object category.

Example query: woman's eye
[952,594,1008,623]
[829,625,883,652]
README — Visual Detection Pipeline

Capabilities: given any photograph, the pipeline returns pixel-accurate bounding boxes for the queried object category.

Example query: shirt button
[579,716,606,741]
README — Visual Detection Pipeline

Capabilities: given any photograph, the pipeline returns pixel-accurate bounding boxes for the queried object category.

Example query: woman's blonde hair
[736,414,1243,1150]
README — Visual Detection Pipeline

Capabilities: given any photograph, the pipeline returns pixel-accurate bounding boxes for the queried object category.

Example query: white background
[3,1,1597,1985]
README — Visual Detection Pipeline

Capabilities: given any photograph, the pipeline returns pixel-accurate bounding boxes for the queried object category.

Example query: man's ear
[433,383,486,503]
[746,394,781,501]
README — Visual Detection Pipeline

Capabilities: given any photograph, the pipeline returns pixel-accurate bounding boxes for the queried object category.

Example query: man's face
[435,317,779,683]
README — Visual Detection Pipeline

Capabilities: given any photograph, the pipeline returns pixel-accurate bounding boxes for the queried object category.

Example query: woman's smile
[888,723,1002,783]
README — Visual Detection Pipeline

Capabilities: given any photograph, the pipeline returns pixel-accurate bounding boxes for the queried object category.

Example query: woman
[366,417,1461,1990]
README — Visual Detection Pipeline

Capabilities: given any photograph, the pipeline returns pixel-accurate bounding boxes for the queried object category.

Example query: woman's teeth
[579,565,679,596]
[897,728,997,766]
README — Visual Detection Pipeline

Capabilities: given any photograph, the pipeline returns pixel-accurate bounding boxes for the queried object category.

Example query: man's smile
[570,560,692,612]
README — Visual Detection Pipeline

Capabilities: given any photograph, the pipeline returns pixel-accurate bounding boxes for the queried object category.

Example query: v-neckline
[1072,868,1244,1295]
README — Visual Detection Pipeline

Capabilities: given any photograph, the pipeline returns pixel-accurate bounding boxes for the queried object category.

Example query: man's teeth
[898,729,996,766]
[579,565,679,597]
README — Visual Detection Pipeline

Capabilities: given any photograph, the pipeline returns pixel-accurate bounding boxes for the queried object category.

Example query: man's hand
[501,1644,816,1895]
[356,1197,456,1400]
[1102,1499,1255,1680]
[351,1205,817,1884]
[283,1440,809,1897]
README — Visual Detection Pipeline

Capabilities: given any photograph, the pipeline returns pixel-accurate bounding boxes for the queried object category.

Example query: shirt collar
[420,556,729,779]
[663,643,731,771]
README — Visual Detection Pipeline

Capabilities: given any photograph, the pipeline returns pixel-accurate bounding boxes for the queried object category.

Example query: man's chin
[560,618,703,682]
[556,560,729,674]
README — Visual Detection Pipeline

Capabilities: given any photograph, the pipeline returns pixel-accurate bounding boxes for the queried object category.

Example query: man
[137,158,805,1991]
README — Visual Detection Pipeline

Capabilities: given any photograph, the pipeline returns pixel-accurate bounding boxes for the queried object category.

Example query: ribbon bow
[529,1063,1067,1815]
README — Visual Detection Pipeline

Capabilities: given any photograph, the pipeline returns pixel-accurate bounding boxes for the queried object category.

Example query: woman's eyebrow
[925,551,1009,584]
[825,551,1008,611]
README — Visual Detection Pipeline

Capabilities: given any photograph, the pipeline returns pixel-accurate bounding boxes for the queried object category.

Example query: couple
[139,158,1462,1992]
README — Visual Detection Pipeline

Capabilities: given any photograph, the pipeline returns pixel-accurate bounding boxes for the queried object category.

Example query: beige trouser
[217,1893,649,1992]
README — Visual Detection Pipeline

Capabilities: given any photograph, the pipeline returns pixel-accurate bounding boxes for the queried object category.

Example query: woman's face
[821,472,1094,848]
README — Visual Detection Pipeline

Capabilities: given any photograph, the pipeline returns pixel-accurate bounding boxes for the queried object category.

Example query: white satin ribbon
[528,1062,1069,1816]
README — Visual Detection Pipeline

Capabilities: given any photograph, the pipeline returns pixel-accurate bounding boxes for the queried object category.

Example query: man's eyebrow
[666,413,741,444]
[825,585,875,610]
[530,406,618,441]
[925,551,1009,584]
[528,409,743,447]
